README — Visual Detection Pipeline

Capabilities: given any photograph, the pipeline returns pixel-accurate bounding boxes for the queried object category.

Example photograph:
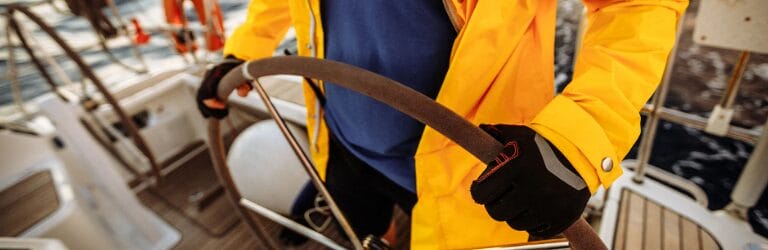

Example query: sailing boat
[1,0,766,249]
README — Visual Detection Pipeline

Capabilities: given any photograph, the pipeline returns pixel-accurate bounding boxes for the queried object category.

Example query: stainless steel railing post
[704,51,750,135]
[720,51,750,109]
[725,119,768,219]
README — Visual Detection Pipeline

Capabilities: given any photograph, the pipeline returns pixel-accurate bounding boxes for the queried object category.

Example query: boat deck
[0,171,58,237]
[612,188,721,250]
[136,139,410,249]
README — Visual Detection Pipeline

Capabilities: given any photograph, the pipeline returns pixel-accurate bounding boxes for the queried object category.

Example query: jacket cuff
[528,95,623,193]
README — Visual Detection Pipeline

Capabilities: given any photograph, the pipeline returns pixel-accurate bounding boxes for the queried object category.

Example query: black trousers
[323,135,417,237]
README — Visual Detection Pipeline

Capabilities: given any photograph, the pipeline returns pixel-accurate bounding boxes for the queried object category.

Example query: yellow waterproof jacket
[224,0,688,248]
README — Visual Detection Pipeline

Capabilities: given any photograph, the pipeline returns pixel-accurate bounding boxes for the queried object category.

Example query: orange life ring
[163,0,225,53]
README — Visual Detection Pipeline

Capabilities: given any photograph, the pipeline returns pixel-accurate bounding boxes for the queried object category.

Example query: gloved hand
[470,124,590,237]
[195,57,252,119]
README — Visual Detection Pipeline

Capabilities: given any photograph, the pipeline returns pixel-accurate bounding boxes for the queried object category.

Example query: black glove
[196,57,243,119]
[470,124,590,237]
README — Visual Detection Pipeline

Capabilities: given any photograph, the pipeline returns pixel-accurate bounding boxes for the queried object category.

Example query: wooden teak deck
[613,189,721,250]
[0,171,58,237]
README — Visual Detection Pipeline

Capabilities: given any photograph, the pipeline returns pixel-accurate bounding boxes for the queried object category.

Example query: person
[196,0,689,248]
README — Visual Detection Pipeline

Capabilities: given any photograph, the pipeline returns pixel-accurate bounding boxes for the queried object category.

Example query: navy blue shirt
[322,1,457,192]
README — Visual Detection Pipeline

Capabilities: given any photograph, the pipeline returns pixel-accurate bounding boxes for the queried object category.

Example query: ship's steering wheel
[207,56,608,250]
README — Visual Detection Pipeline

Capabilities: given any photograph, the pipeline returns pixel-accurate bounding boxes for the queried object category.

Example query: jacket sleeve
[529,0,688,193]
[223,0,292,60]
